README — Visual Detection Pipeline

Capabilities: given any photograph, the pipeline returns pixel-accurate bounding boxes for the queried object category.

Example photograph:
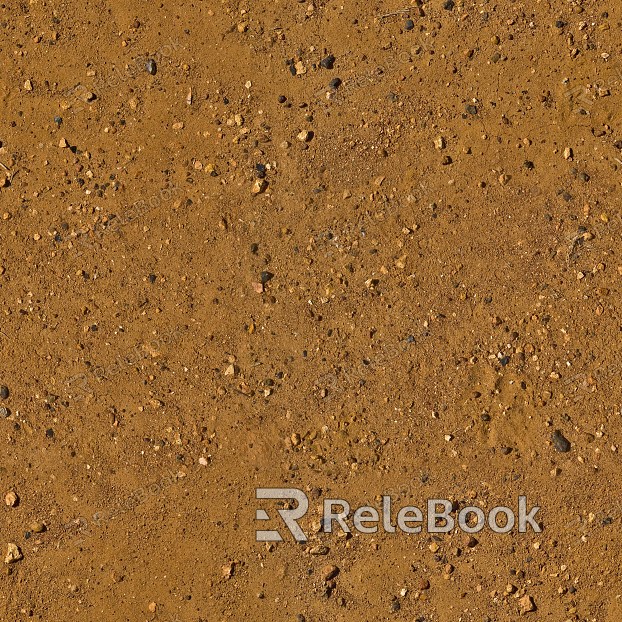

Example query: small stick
[379,8,411,18]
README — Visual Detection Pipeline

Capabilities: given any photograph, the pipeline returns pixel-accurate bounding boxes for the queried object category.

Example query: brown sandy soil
[1,0,622,620]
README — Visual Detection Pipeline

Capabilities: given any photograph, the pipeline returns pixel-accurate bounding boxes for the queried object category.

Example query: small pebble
[260,271,274,284]
[4,543,22,564]
[29,521,46,534]
[4,491,18,507]
[320,54,335,69]
[146,59,157,75]
[404,19,415,31]
[251,179,268,194]
[297,130,312,142]
[552,429,571,452]
[0,385,8,400]
[328,77,342,90]
[464,535,478,548]
[309,545,329,555]
[321,564,339,581]
[519,594,536,613]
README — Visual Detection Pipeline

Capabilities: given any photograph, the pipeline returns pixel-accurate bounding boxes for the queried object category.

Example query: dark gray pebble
[260,271,274,284]
[552,429,571,452]
[320,54,335,69]
[0,385,8,399]
[146,59,157,75]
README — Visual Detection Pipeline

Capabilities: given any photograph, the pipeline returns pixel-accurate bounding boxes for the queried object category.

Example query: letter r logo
[255,488,309,542]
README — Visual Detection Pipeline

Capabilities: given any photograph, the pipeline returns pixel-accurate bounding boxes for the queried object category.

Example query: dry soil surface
[1,0,622,621]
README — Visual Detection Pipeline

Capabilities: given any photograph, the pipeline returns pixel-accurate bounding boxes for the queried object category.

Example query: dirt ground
[1,0,622,620]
